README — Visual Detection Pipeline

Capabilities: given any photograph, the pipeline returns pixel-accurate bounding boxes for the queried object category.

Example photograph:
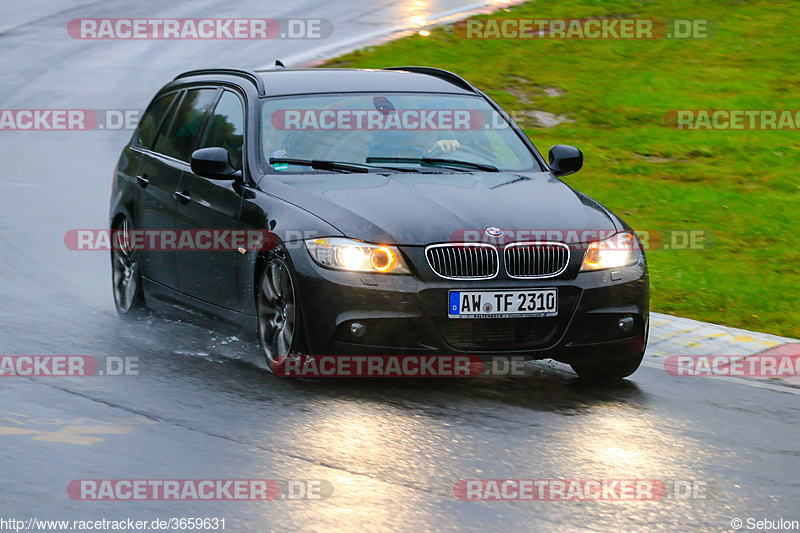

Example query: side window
[153,89,218,162]
[198,91,245,171]
[137,93,177,149]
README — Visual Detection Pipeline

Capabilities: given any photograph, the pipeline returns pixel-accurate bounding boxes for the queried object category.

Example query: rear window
[153,89,218,162]
[136,93,177,149]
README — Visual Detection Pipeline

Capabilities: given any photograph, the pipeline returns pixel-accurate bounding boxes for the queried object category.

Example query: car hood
[261,171,621,245]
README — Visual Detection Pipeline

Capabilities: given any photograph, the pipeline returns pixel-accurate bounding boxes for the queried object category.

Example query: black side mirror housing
[548,145,583,177]
[191,147,241,181]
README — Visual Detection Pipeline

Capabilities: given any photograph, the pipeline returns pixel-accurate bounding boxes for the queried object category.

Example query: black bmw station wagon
[110,66,649,380]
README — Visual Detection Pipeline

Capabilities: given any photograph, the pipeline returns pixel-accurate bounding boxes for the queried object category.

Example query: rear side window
[154,89,218,162]
[198,91,245,171]
[137,93,177,149]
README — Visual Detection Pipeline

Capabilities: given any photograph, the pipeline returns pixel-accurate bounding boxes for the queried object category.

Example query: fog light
[350,322,365,337]
[618,317,634,331]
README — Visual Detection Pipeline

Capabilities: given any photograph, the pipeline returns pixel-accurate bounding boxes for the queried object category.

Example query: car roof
[172,68,478,97]
[256,68,476,97]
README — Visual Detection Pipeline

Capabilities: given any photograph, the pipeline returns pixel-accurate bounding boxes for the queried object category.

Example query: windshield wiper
[366,157,498,172]
[268,158,419,173]
[269,158,369,173]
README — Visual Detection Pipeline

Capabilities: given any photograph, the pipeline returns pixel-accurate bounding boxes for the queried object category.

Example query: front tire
[257,256,303,371]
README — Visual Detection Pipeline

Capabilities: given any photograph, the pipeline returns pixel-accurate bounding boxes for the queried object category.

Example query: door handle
[174,190,191,204]
[136,174,149,188]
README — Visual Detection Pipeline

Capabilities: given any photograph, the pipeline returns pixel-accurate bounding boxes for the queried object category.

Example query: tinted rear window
[154,89,218,162]
[137,93,177,149]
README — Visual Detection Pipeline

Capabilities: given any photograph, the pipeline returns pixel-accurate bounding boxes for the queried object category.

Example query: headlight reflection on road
[552,410,689,475]
[256,399,445,529]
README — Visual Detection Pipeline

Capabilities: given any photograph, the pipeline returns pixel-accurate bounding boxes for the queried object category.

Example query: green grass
[322,0,800,338]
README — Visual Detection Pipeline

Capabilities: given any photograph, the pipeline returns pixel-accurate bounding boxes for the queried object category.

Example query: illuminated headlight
[580,232,640,271]
[305,237,410,274]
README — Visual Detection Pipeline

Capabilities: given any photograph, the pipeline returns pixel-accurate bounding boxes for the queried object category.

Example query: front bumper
[289,243,649,366]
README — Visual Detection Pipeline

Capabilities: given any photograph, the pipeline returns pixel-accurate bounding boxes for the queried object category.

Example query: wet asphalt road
[1,1,800,531]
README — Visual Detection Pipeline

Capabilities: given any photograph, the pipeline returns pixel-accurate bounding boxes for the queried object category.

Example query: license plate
[448,289,558,318]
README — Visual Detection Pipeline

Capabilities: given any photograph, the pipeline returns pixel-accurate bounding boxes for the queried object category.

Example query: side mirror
[548,145,583,177]
[191,147,240,180]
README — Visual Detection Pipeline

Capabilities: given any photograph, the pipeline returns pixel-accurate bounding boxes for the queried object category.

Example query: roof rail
[383,66,475,92]
[173,68,265,96]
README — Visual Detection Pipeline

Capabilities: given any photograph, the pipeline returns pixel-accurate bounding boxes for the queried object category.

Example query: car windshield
[260,93,538,172]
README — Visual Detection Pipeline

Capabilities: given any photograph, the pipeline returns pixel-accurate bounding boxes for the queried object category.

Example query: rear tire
[111,216,147,318]
[570,351,645,381]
